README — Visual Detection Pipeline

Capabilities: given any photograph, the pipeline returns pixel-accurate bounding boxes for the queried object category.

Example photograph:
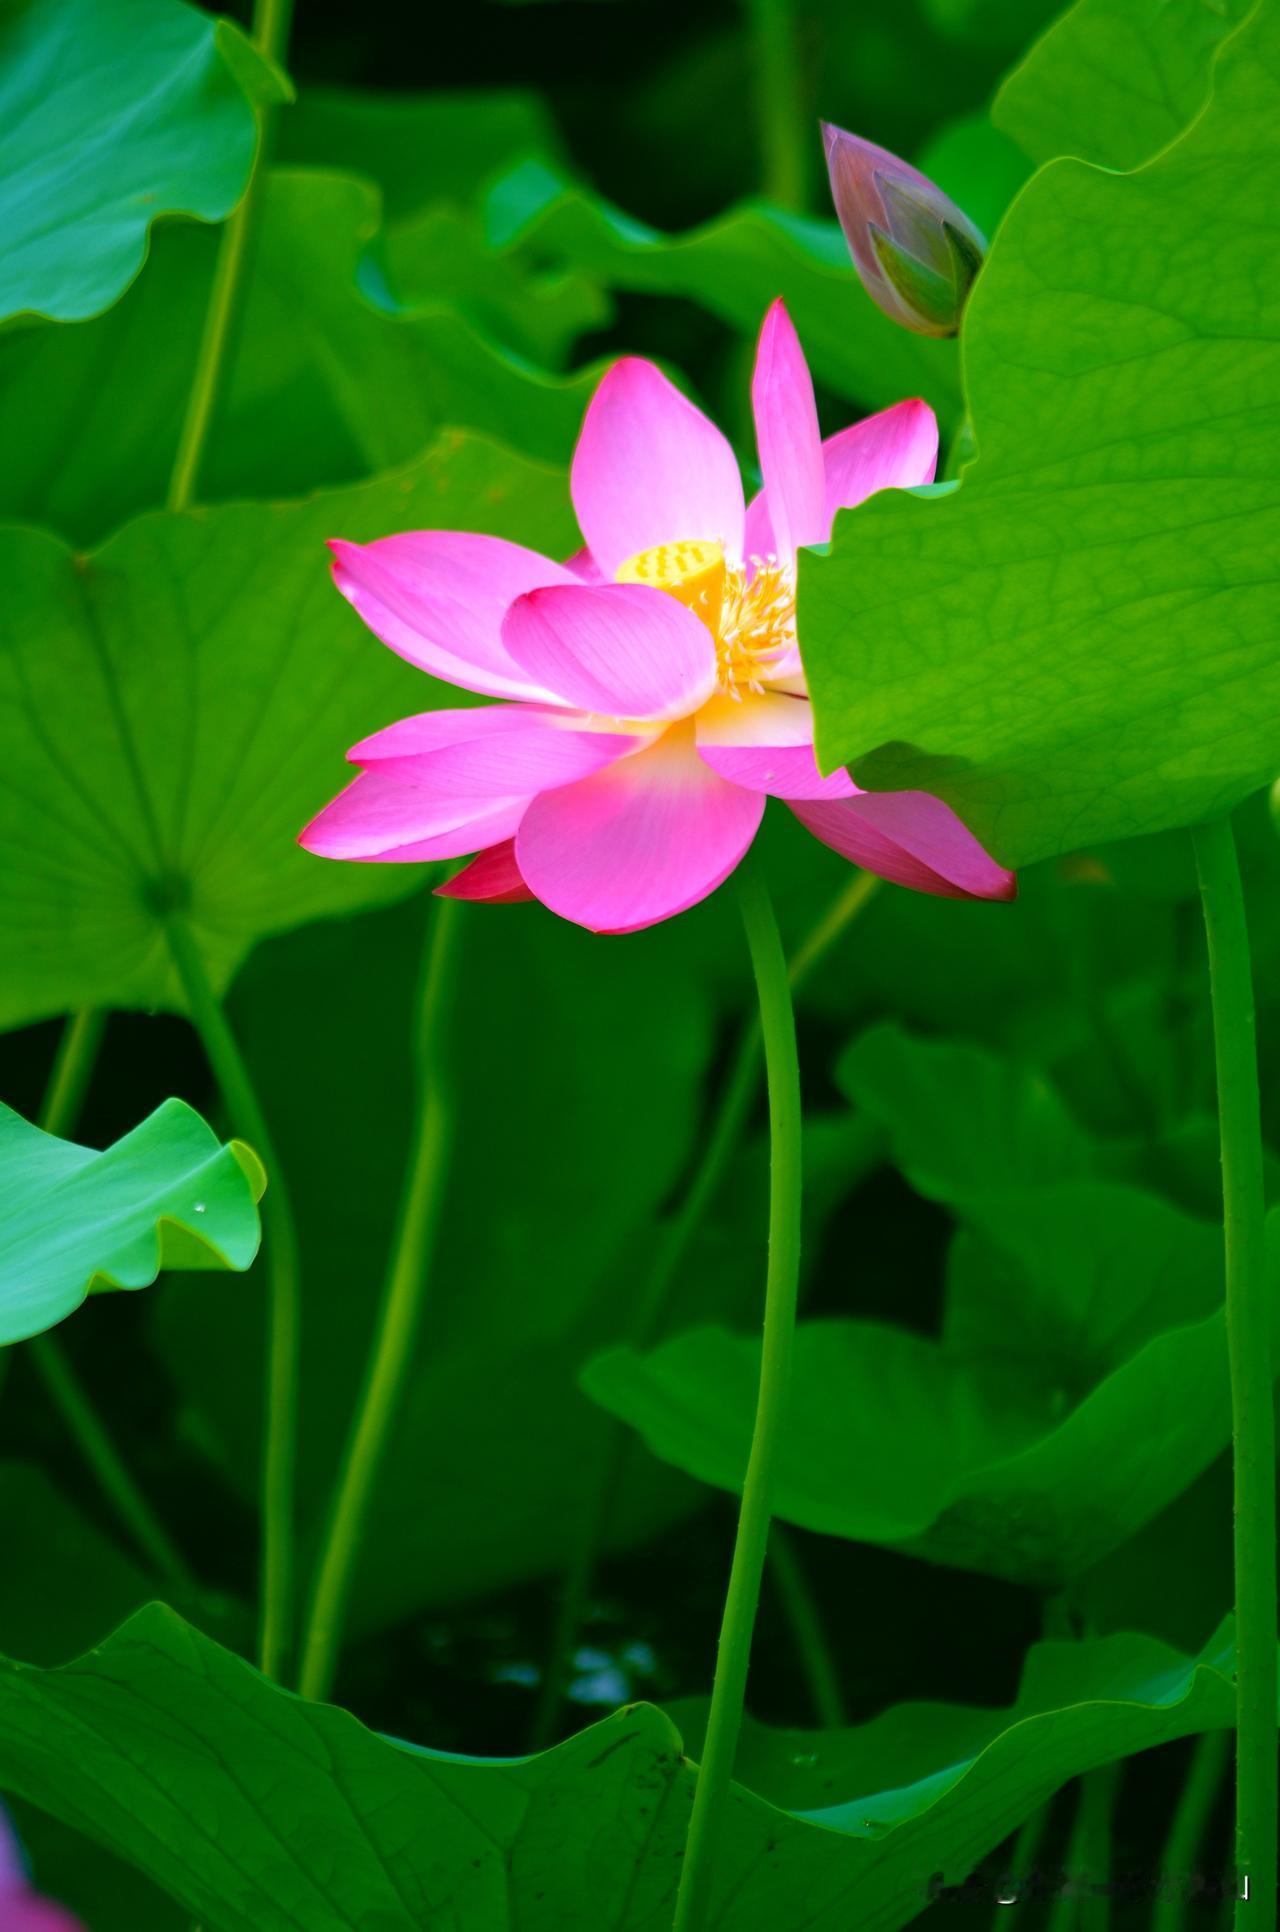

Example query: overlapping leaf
[0,171,597,545]
[0,0,286,325]
[277,85,564,218]
[0,431,576,1028]
[0,1604,1250,1931]
[385,203,608,369]
[802,0,1280,867]
[994,0,1251,168]
[585,1025,1276,1584]
[484,158,963,421]
[0,1099,262,1344]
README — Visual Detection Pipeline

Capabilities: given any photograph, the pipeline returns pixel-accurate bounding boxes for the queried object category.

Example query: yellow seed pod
[616,540,726,633]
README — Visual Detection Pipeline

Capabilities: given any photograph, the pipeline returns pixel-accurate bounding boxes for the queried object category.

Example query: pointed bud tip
[820,121,986,338]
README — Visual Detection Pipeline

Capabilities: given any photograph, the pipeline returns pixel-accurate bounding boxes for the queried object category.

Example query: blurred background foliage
[0,0,1274,1923]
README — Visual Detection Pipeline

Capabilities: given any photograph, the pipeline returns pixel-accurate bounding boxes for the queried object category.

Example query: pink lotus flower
[1,1807,86,1932]
[301,300,1015,931]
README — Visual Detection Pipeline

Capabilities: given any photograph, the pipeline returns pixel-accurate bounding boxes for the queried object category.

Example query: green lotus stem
[166,0,293,513]
[164,914,301,1682]
[527,1022,762,1750]
[991,1593,1075,1925]
[38,1007,106,1140]
[743,0,809,211]
[767,1521,845,1728]
[671,854,803,1932]
[29,1329,195,1589]
[786,868,881,988]
[1048,1763,1120,1932]
[28,1008,195,1588]
[1153,1731,1231,1932]
[1192,816,1277,1929]
[528,870,880,1750]
[298,896,463,1703]
[991,1796,1054,1924]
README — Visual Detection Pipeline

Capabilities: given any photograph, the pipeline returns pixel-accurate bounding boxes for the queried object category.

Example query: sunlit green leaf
[0,1099,262,1344]
[994,0,1251,168]
[913,111,1032,241]
[0,0,286,325]
[802,1,1280,867]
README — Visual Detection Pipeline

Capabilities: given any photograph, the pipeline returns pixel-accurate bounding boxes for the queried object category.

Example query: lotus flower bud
[821,122,986,338]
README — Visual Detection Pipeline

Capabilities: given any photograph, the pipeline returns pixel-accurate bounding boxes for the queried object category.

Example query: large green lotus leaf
[994,0,1252,169]
[582,1261,1263,1588]
[668,1617,1243,1822]
[1074,1455,1235,1653]
[0,1098,262,1345]
[585,1177,1275,1586]
[484,158,963,423]
[0,0,286,325]
[943,1185,1224,1395]
[276,85,564,219]
[0,432,576,1029]
[0,1602,1249,1931]
[801,1,1280,869]
[0,170,597,547]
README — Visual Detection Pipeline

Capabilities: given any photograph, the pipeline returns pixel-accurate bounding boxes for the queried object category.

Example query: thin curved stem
[992,1798,1054,1920]
[28,1010,194,1587]
[672,855,803,1932]
[786,869,879,991]
[38,1007,106,1139]
[528,870,880,1749]
[1154,1731,1231,1932]
[742,0,809,211]
[991,1592,1074,1924]
[767,1521,844,1729]
[298,897,463,1703]
[163,915,301,1681]
[166,0,293,512]
[29,1334,195,1588]
[1047,1763,1120,1932]
[1192,817,1276,1929]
